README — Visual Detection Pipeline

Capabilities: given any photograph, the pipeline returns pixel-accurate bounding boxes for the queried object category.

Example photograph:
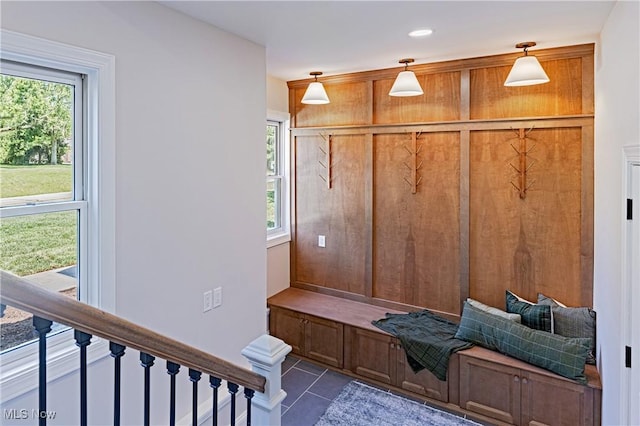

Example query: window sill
[0,330,109,401]
[267,232,291,249]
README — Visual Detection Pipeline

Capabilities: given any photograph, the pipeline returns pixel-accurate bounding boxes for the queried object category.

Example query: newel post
[241,334,291,426]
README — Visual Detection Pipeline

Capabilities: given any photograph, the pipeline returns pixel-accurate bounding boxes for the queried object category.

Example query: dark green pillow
[538,293,597,365]
[506,290,552,332]
[455,302,591,383]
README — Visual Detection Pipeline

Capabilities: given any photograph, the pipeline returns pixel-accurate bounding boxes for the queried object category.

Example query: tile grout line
[282,368,329,415]
[305,390,333,402]
[280,358,301,416]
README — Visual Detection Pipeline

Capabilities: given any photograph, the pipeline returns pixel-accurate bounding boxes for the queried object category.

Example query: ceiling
[161,1,615,82]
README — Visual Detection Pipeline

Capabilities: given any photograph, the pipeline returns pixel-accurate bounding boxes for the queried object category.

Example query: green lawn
[0,164,72,198]
[0,165,76,276]
[0,211,77,276]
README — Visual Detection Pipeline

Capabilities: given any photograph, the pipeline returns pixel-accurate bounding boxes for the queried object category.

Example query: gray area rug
[315,381,481,426]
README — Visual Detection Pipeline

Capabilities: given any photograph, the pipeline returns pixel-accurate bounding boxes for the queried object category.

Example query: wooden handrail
[0,270,265,393]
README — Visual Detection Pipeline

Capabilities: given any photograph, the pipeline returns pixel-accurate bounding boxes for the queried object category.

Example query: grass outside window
[0,165,76,276]
[0,164,72,198]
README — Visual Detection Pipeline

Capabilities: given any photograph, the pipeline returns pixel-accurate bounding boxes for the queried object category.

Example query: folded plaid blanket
[372,310,473,381]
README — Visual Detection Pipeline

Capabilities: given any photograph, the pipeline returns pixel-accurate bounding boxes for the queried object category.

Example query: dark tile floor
[279,355,487,426]
[280,356,352,426]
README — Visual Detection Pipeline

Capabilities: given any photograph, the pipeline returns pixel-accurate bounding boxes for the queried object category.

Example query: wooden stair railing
[0,270,273,426]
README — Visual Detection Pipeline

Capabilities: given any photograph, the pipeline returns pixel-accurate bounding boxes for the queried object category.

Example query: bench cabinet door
[346,326,397,385]
[304,315,344,368]
[521,371,595,426]
[396,342,449,402]
[270,307,305,355]
[459,353,521,425]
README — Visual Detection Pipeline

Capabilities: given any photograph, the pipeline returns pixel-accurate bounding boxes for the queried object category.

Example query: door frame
[622,144,640,425]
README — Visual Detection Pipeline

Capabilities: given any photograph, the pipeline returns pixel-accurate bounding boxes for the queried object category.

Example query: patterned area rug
[315,381,481,426]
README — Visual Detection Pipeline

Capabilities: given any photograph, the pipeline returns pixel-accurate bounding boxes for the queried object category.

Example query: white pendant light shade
[389,59,423,97]
[389,71,424,96]
[504,42,550,87]
[301,72,330,104]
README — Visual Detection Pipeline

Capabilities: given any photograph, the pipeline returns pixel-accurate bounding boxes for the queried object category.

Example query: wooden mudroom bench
[267,287,602,426]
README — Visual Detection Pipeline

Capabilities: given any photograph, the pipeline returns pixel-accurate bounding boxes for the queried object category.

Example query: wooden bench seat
[268,287,601,425]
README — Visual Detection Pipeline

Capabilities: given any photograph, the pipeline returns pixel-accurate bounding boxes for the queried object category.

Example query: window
[266,111,290,247]
[0,29,115,400]
[0,61,85,352]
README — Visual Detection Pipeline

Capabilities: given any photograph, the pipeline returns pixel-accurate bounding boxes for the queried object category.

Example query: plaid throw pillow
[505,290,552,332]
[455,302,591,383]
[537,293,597,365]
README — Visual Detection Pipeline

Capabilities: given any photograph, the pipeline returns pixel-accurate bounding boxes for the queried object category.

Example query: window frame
[0,60,89,301]
[266,109,290,248]
[0,29,115,401]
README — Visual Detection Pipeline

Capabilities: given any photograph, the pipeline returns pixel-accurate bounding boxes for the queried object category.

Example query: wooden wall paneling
[372,71,461,124]
[372,132,461,314]
[581,125,594,307]
[289,43,594,315]
[294,134,367,295]
[293,81,371,127]
[469,128,584,309]
[469,58,584,120]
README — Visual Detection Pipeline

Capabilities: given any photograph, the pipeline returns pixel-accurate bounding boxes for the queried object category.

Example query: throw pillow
[467,298,521,323]
[537,293,597,365]
[505,290,552,332]
[455,302,591,383]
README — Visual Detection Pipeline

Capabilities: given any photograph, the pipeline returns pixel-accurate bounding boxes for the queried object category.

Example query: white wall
[1,2,267,424]
[266,75,291,298]
[267,75,289,113]
[594,1,640,424]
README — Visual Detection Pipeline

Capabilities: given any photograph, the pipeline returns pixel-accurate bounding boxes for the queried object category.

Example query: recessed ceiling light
[408,29,433,38]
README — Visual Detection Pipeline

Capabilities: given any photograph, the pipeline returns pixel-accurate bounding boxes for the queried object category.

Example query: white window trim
[0,29,115,401]
[267,109,291,248]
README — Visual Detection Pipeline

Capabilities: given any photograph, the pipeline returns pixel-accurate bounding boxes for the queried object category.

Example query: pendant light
[504,42,550,87]
[301,72,330,104]
[389,58,423,97]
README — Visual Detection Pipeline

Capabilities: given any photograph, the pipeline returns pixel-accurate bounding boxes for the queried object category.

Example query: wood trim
[289,135,298,284]
[364,133,374,298]
[459,130,470,310]
[582,54,595,115]
[460,69,470,121]
[365,80,374,125]
[581,124,595,307]
[287,44,595,88]
[290,115,595,136]
[289,88,298,128]
[0,271,266,392]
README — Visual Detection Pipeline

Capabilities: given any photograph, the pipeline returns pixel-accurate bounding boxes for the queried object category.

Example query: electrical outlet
[318,235,326,248]
[213,287,222,308]
[203,290,213,312]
